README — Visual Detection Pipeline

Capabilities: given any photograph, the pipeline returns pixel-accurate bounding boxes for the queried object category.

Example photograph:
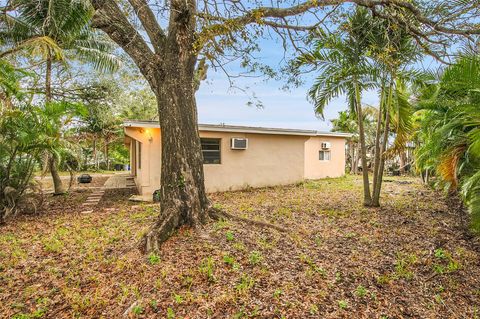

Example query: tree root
[208,206,288,233]
[138,206,287,255]
[139,208,181,254]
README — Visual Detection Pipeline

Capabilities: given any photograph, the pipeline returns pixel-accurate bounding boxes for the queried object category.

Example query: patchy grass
[1,175,480,318]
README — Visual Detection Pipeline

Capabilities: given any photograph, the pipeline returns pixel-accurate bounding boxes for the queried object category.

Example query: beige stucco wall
[304,136,346,179]
[201,131,308,192]
[124,127,161,195]
[124,127,346,195]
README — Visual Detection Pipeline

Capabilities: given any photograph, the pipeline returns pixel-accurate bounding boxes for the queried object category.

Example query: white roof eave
[123,120,352,138]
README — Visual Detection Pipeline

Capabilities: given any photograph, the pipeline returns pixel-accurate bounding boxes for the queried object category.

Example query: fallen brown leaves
[1,176,479,318]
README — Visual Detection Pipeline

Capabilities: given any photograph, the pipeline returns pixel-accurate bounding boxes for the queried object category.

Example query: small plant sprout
[273,289,283,298]
[225,231,235,241]
[338,300,348,310]
[434,248,447,259]
[167,307,175,319]
[199,257,216,282]
[223,254,240,270]
[173,293,183,304]
[355,285,368,298]
[147,252,160,265]
[132,304,144,315]
[235,274,255,294]
[150,299,158,311]
[249,251,262,265]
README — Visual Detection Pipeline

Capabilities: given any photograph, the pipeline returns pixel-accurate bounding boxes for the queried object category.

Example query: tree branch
[127,0,166,53]
[90,0,158,86]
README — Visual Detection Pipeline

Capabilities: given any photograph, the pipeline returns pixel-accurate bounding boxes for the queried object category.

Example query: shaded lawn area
[1,176,479,318]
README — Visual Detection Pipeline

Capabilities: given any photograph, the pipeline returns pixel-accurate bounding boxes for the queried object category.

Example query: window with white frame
[319,150,331,161]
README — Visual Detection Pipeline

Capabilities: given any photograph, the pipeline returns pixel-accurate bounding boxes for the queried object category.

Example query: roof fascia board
[123,121,352,138]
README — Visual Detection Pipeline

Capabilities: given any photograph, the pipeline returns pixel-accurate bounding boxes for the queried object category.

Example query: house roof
[124,120,352,138]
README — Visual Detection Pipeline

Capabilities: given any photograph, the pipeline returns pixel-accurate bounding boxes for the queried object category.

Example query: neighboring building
[124,120,350,196]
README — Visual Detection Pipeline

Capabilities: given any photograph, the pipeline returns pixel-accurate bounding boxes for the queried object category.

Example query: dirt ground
[1,176,479,318]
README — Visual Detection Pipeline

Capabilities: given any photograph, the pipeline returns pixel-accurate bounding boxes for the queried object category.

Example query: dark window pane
[138,142,142,169]
[201,138,221,164]
[319,150,331,161]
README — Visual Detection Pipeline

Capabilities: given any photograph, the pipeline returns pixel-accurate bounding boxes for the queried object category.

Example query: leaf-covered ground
[1,176,479,318]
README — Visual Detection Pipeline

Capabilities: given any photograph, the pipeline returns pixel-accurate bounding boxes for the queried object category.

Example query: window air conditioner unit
[321,142,331,149]
[231,138,248,150]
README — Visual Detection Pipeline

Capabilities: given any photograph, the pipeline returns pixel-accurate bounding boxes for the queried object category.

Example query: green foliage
[235,274,255,294]
[222,254,239,270]
[132,304,144,315]
[248,250,262,265]
[167,307,175,319]
[0,108,47,222]
[225,231,235,241]
[295,8,379,119]
[199,257,216,282]
[338,300,348,310]
[415,55,480,232]
[147,253,161,265]
[394,253,417,280]
[354,285,368,298]
[273,289,283,298]
[2,0,120,72]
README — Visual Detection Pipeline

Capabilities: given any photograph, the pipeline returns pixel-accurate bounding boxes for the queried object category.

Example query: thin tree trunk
[354,81,372,206]
[105,142,109,171]
[354,143,361,174]
[45,51,65,195]
[399,151,406,175]
[372,82,393,206]
[45,52,52,103]
[372,83,385,196]
[93,138,97,170]
[49,156,65,195]
[349,141,355,174]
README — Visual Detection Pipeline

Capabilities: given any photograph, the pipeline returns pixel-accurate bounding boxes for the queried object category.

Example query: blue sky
[195,25,441,132]
[195,34,358,131]
[196,72,380,131]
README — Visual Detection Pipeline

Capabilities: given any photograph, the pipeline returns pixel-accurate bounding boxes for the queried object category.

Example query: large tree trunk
[354,82,372,206]
[139,1,210,253]
[49,156,65,195]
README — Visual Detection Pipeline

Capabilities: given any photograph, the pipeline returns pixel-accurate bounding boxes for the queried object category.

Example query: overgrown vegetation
[415,55,480,232]
[1,176,479,317]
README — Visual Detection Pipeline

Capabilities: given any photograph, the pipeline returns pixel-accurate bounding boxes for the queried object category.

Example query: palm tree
[367,14,421,206]
[1,0,120,194]
[416,55,480,232]
[296,7,379,206]
[331,108,378,175]
[0,107,47,223]
[34,101,87,194]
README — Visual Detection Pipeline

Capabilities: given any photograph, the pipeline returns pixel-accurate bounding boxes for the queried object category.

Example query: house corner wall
[124,127,162,196]
[304,136,346,179]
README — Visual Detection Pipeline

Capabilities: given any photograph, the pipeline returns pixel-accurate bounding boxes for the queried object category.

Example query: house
[124,120,350,196]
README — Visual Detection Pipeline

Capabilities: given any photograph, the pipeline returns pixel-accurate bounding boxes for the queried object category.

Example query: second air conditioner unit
[231,138,248,150]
